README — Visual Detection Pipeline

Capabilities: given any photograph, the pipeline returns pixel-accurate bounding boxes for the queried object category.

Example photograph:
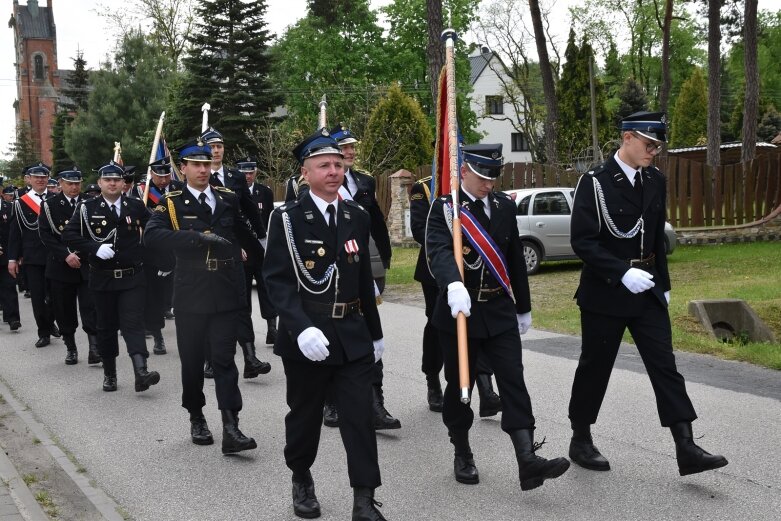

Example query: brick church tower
[10,0,61,165]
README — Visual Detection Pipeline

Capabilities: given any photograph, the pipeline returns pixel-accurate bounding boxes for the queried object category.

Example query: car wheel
[522,241,541,275]
[374,277,386,294]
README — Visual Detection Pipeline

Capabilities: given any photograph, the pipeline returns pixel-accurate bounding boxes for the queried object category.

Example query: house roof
[667,141,777,164]
[13,2,55,40]
[469,51,493,85]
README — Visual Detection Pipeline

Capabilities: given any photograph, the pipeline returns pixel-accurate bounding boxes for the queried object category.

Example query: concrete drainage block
[688,299,776,344]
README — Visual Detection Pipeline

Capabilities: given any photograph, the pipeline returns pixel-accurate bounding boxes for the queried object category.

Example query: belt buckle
[113,269,123,279]
[206,259,219,271]
[629,258,640,267]
[332,303,346,319]
[477,289,489,302]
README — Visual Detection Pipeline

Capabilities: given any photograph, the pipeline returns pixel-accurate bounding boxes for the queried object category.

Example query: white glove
[157,270,172,277]
[621,268,655,294]
[296,327,330,362]
[96,244,115,260]
[517,312,532,335]
[259,237,268,250]
[373,338,384,362]
[447,281,471,318]
[664,291,670,304]
[373,281,381,298]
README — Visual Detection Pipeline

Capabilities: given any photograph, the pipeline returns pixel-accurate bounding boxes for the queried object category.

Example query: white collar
[308,191,339,223]
[187,184,215,202]
[614,151,641,186]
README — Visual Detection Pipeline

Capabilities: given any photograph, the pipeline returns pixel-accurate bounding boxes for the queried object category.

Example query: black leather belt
[92,266,140,279]
[466,286,506,302]
[302,299,362,319]
[628,253,656,269]
[178,258,235,271]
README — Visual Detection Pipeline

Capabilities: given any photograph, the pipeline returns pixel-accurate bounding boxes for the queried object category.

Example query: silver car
[504,188,677,275]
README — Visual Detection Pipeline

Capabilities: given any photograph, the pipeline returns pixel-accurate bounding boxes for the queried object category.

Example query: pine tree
[670,68,708,147]
[615,78,649,127]
[168,0,278,158]
[3,124,39,178]
[60,51,90,113]
[602,40,623,98]
[50,110,74,173]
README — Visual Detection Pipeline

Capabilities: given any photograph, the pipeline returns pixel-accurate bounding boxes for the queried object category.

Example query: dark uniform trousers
[92,278,148,359]
[426,191,535,436]
[569,157,697,428]
[24,264,54,337]
[0,269,19,323]
[143,267,172,332]
[49,278,96,336]
[264,194,383,489]
[244,260,276,320]
[421,283,443,378]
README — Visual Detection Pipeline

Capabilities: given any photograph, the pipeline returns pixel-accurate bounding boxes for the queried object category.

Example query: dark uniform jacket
[284,174,307,203]
[409,176,436,286]
[263,192,382,365]
[245,182,274,265]
[426,190,531,339]
[210,166,266,240]
[8,190,51,265]
[0,199,12,267]
[570,156,671,317]
[62,194,150,291]
[144,186,259,314]
[38,193,89,283]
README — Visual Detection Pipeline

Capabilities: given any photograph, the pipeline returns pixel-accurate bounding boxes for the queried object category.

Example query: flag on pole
[430,67,463,201]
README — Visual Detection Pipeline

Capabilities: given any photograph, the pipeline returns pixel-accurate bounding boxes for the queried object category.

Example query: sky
[0,0,777,160]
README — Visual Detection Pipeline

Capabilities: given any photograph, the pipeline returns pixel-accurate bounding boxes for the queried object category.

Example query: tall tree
[615,78,649,126]
[50,111,74,173]
[529,0,560,165]
[741,0,760,163]
[60,51,90,114]
[707,0,721,168]
[3,124,38,178]
[670,68,708,147]
[653,0,674,113]
[168,0,277,156]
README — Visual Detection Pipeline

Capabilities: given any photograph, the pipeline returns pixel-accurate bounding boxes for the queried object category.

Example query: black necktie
[342,172,351,194]
[211,172,222,187]
[634,171,643,198]
[70,198,77,210]
[111,204,118,218]
[326,204,337,236]
[473,199,490,229]
[199,193,211,214]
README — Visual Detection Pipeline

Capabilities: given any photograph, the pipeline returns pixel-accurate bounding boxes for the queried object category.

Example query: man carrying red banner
[425,143,569,491]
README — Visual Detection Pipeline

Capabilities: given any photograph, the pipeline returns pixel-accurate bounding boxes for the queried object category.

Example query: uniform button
[606,278,612,284]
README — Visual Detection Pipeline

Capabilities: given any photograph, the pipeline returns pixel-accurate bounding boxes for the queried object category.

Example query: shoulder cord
[79,204,116,244]
[282,211,338,296]
[13,200,39,231]
[591,177,644,258]
[43,201,60,237]
[166,197,180,230]
[443,202,483,270]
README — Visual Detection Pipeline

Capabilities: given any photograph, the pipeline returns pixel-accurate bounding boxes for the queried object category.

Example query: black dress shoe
[152,332,167,355]
[190,416,214,446]
[323,403,339,428]
[265,319,278,345]
[373,400,401,430]
[9,321,21,331]
[427,387,443,412]
[50,324,61,338]
[292,471,321,519]
[569,436,610,471]
[204,361,214,379]
[35,336,50,348]
[102,375,118,392]
[65,350,78,365]
[476,375,502,417]
[454,454,480,484]
[87,335,101,364]
[352,487,387,521]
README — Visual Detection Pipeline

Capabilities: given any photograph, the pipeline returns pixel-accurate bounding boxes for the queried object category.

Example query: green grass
[387,242,781,370]
[22,474,38,486]
[34,490,58,517]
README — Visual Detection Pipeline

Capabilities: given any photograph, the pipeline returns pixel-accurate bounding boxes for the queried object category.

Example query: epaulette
[277,200,300,212]
[344,199,366,212]
[586,162,608,177]
[214,186,234,193]
[494,191,511,200]
[163,190,182,198]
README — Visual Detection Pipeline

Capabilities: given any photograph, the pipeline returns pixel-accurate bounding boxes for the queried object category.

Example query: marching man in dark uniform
[38,167,99,365]
[145,140,259,454]
[63,160,160,393]
[426,144,569,491]
[7,163,59,347]
[140,156,184,355]
[0,187,21,331]
[238,157,278,345]
[410,176,502,415]
[567,112,728,476]
[264,130,388,520]
[201,127,270,379]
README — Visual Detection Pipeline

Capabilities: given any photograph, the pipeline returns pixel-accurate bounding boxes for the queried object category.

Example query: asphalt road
[0,298,779,521]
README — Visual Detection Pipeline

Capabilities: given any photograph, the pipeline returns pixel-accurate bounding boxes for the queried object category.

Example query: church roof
[13,2,55,40]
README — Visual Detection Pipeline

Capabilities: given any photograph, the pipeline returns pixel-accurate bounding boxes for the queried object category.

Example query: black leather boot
[204,360,214,379]
[35,335,50,348]
[221,410,257,454]
[131,354,160,392]
[569,422,610,471]
[426,376,443,412]
[373,387,401,430]
[292,470,321,519]
[189,410,214,446]
[152,330,166,355]
[50,323,61,338]
[241,342,271,378]
[265,318,278,345]
[323,402,339,428]
[476,374,502,417]
[450,430,479,484]
[670,422,728,476]
[352,487,387,521]
[510,429,570,491]
[102,357,117,392]
[87,334,101,364]
[64,334,78,365]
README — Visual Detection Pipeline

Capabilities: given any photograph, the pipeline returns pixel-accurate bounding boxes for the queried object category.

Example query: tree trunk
[658,0,673,113]
[426,0,444,112]
[706,0,721,168]
[741,0,759,163]
[528,0,558,165]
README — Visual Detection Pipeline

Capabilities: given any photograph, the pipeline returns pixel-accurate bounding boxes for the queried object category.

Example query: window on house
[34,54,44,80]
[485,95,503,115]
[511,132,530,152]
